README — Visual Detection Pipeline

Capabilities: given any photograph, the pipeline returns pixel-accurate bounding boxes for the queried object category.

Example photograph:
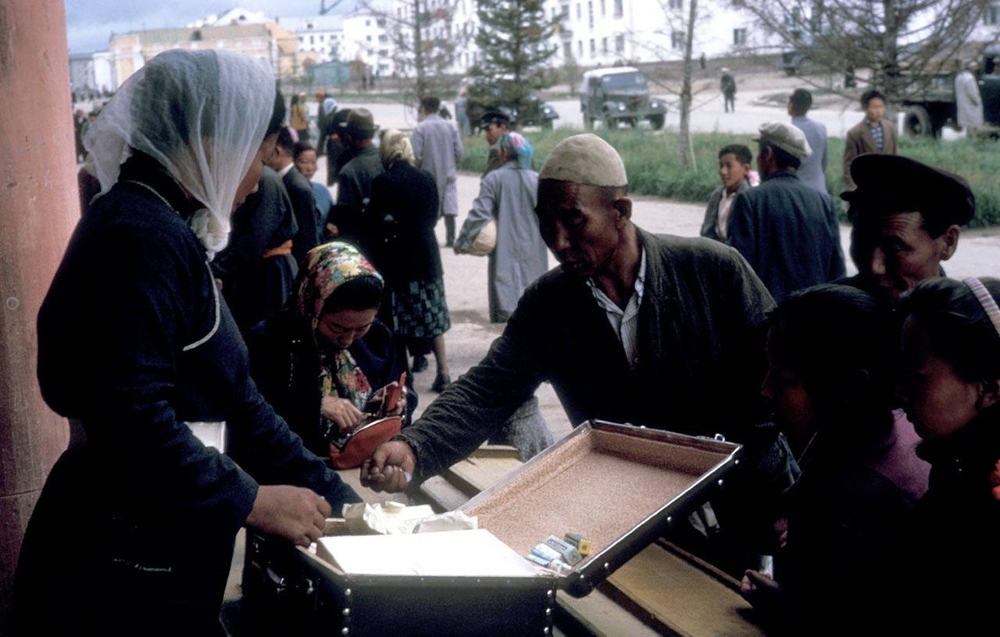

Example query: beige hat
[538,133,627,187]
[753,121,812,159]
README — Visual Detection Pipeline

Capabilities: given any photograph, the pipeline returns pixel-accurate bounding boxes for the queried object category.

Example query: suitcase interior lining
[464,428,729,562]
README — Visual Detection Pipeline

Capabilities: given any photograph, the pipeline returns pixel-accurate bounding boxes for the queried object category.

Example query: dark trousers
[443,215,456,246]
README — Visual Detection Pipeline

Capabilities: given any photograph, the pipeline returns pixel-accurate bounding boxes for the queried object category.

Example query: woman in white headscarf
[11,49,359,637]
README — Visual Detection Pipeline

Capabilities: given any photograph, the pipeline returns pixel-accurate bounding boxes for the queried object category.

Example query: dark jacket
[364,160,442,284]
[397,228,776,480]
[282,165,319,265]
[728,169,845,304]
[909,414,1000,634]
[700,179,751,242]
[335,145,384,244]
[15,155,358,635]
[212,166,297,332]
[245,308,415,458]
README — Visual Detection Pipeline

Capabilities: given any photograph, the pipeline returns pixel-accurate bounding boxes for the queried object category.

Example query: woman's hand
[322,396,364,434]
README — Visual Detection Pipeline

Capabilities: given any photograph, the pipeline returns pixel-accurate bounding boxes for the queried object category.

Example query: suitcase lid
[459,420,741,597]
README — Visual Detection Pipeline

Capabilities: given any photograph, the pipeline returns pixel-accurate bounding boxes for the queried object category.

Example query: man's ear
[938,224,960,261]
[612,196,632,224]
[978,379,1000,410]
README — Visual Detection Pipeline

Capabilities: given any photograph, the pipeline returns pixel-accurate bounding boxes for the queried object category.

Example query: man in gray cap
[334,108,382,243]
[840,154,974,304]
[729,121,845,304]
[363,134,785,571]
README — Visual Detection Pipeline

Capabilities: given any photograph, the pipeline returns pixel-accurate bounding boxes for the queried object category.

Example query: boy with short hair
[701,144,754,242]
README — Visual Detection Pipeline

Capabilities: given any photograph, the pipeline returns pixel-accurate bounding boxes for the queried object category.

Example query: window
[733,28,747,45]
[576,3,582,19]
[578,40,583,57]
[669,0,682,8]
[590,39,596,56]
[564,41,573,58]
[588,1,594,28]
[614,0,623,17]
[987,4,1000,25]
[615,33,624,52]
[671,30,684,50]
[602,37,608,53]
[601,0,606,16]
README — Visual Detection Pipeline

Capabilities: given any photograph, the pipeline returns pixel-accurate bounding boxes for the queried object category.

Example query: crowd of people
[16,48,999,636]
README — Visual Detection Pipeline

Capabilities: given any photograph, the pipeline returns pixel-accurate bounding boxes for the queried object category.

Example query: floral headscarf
[497,132,534,169]
[295,242,384,418]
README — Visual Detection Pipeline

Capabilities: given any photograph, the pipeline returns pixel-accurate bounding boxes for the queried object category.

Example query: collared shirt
[276,162,294,179]
[716,189,739,240]
[586,249,647,372]
[868,121,884,151]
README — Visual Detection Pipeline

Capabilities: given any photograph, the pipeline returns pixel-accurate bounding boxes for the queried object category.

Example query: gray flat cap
[538,134,628,187]
[753,121,812,159]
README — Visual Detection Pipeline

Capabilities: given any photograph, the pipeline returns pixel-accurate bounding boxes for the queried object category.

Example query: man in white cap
[363,135,786,568]
[728,121,845,304]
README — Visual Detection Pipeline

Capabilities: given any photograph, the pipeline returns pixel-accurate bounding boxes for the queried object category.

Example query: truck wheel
[649,114,665,130]
[604,113,616,130]
[584,116,594,130]
[903,106,933,137]
[543,118,554,130]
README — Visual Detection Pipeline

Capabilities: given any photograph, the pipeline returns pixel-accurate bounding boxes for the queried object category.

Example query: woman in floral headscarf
[246,242,413,458]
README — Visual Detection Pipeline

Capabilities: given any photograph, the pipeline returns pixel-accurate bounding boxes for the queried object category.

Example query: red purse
[328,415,403,470]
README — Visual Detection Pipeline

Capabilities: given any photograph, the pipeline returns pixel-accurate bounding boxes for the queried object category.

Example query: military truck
[579,67,667,130]
[464,78,560,131]
[901,45,1000,138]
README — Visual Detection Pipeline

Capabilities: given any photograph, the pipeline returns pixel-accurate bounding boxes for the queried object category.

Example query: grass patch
[460,128,1000,227]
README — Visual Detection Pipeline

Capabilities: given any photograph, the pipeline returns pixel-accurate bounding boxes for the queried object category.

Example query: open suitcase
[239,420,742,636]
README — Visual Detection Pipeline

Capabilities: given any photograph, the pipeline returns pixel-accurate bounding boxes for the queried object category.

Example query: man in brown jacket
[842,89,897,191]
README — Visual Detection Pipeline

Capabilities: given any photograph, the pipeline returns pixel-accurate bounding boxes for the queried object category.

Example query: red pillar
[0,0,78,628]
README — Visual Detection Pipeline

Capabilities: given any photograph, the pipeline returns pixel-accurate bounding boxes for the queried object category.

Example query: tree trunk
[677,0,698,170]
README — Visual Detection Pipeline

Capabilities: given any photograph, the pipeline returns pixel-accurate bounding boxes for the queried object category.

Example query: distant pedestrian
[721,68,737,113]
[455,132,547,325]
[289,92,309,144]
[365,129,453,392]
[456,88,472,136]
[955,60,984,137]
[729,121,845,304]
[842,89,897,191]
[700,52,707,71]
[787,88,829,194]
[412,95,463,248]
[335,108,383,244]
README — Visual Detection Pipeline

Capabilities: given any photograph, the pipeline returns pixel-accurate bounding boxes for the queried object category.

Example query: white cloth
[84,49,276,257]
[955,70,984,129]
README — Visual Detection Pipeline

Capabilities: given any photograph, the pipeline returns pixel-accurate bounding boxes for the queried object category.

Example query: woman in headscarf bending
[245,242,413,460]
[12,49,359,637]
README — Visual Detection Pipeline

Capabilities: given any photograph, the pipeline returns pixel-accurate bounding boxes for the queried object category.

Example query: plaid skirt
[390,277,450,339]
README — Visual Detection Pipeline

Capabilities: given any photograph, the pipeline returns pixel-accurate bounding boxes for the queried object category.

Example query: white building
[280,15,346,68]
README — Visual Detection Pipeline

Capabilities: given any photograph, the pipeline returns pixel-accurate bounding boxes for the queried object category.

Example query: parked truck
[901,46,1000,138]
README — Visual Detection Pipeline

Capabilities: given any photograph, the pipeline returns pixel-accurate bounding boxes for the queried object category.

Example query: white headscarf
[84,49,276,257]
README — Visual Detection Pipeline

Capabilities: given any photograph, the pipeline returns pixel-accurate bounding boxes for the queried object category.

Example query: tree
[738,0,993,105]
[470,0,559,127]
[677,0,699,169]
[361,0,469,103]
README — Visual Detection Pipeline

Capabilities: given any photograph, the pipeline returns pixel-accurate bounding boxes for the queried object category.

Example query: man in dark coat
[839,154,974,304]
[842,89,897,191]
[334,108,383,244]
[266,126,318,265]
[728,121,845,304]
[211,166,299,333]
[363,135,787,574]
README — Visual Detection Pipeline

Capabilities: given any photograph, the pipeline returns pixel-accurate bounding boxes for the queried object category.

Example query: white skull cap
[538,134,628,187]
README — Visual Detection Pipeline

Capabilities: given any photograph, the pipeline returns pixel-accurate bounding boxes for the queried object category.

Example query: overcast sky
[64,0,356,54]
